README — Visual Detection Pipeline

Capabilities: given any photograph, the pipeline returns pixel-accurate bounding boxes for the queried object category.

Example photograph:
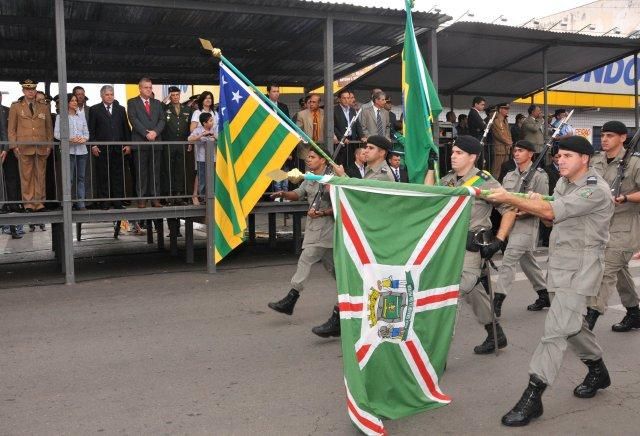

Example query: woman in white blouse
[189,91,215,132]
[54,93,90,210]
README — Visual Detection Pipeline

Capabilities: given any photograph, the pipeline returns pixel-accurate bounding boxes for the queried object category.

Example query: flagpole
[200,40,337,167]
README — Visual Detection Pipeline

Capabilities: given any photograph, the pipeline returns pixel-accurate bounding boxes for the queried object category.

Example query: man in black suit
[334,89,364,166]
[89,85,132,209]
[388,151,408,182]
[346,145,366,179]
[266,85,289,119]
[127,77,166,208]
[467,96,487,140]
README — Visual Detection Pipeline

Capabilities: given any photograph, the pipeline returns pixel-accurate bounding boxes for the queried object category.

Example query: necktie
[394,168,400,182]
[312,111,319,142]
[376,109,384,136]
[360,166,365,178]
[29,102,34,116]
[106,104,111,115]
[144,100,151,116]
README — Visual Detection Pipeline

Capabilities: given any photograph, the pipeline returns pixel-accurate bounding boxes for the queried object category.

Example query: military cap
[496,102,510,109]
[513,140,536,152]
[453,135,482,155]
[601,121,627,135]
[557,136,594,156]
[366,135,392,152]
[20,79,38,89]
[168,86,181,93]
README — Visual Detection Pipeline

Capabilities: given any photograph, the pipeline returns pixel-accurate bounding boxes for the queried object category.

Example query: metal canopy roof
[342,21,640,107]
[0,0,449,87]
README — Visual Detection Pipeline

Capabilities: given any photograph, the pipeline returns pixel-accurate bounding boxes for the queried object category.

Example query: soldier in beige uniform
[439,135,516,354]
[7,80,53,212]
[490,136,614,427]
[585,121,640,332]
[494,140,549,316]
[268,148,337,333]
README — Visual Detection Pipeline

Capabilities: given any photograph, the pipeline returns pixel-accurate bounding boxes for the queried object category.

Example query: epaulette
[586,175,597,185]
[536,167,544,172]
[477,170,491,180]
[380,167,388,173]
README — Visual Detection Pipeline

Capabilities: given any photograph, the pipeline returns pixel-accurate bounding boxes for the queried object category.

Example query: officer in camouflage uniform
[268,147,336,333]
[585,121,640,332]
[440,135,516,354]
[490,136,614,427]
[494,140,549,316]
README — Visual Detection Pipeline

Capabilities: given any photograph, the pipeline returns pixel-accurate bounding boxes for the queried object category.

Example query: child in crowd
[188,112,217,205]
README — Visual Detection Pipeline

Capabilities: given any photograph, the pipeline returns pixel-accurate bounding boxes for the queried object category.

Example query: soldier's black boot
[611,305,640,332]
[585,308,601,331]
[473,323,507,354]
[527,289,550,311]
[268,289,300,315]
[574,358,611,398]
[311,305,341,338]
[494,293,506,318]
[501,375,546,426]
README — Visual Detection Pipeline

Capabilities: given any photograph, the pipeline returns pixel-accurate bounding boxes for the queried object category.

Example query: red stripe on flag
[405,340,451,402]
[339,302,363,313]
[413,196,467,265]
[416,290,459,307]
[340,201,371,265]
[346,396,387,436]
[356,344,372,363]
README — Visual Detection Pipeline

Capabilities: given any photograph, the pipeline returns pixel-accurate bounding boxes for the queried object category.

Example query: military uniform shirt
[590,149,640,251]
[363,160,395,182]
[441,167,510,233]
[547,169,614,296]
[293,177,334,249]
[502,163,549,249]
[163,103,193,141]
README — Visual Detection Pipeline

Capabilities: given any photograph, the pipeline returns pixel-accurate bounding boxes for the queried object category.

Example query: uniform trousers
[18,152,48,210]
[290,246,334,292]
[589,249,639,313]
[492,145,510,178]
[496,244,546,295]
[460,250,493,325]
[529,291,602,385]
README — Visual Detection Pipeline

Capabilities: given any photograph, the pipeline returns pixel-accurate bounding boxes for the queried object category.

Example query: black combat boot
[584,308,601,331]
[311,305,341,338]
[267,289,300,315]
[527,289,550,311]
[501,375,547,426]
[573,359,611,398]
[473,323,507,354]
[494,293,506,317]
[611,305,640,332]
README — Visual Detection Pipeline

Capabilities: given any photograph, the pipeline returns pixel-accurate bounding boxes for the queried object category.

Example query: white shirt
[191,109,217,129]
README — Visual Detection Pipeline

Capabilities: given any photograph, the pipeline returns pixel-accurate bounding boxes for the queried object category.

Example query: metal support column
[323,17,334,153]
[635,51,639,129]
[54,0,75,284]
[542,48,549,142]
[429,28,439,146]
[205,135,216,273]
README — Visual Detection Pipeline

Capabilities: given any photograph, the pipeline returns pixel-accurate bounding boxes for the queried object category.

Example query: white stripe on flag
[338,294,364,319]
[400,334,451,405]
[413,284,459,313]
[338,192,377,268]
[406,195,471,270]
[345,378,386,436]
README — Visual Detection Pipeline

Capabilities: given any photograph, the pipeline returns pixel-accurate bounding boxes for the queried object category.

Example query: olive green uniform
[529,169,613,385]
[496,163,548,296]
[441,167,509,324]
[588,149,640,313]
[290,177,334,291]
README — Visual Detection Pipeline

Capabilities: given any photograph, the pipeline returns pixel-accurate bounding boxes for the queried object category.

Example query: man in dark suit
[334,89,364,166]
[266,85,289,119]
[89,85,131,209]
[346,145,366,179]
[467,96,487,140]
[388,151,408,182]
[127,77,166,208]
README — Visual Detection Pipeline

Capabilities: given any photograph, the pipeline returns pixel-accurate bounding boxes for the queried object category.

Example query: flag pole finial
[199,38,221,58]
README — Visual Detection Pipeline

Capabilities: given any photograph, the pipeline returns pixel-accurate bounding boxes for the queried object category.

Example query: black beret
[367,135,392,152]
[454,135,482,155]
[513,140,536,152]
[557,136,594,156]
[168,86,181,93]
[601,121,627,135]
